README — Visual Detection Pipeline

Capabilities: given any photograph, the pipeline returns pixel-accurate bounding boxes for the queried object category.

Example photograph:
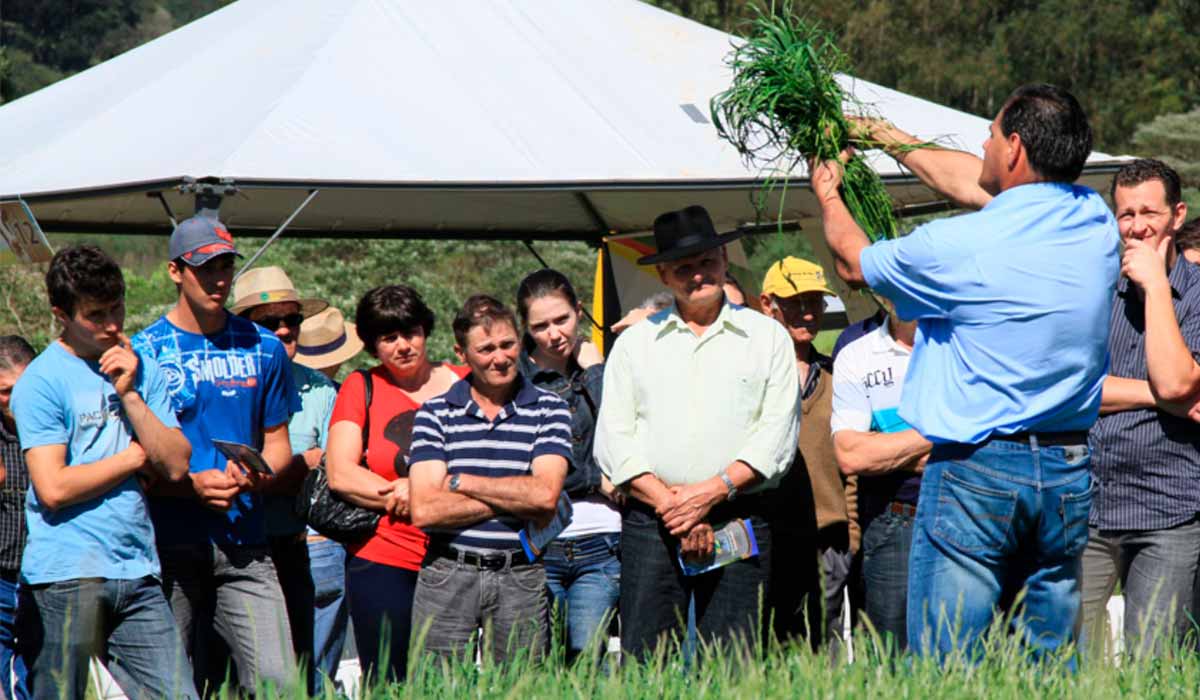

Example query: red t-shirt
[329,363,470,570]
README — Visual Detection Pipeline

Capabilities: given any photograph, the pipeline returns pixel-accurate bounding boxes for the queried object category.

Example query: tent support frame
[234,189,320,280]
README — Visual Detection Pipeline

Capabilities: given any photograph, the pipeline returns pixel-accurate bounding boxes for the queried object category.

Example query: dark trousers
[619,504,771,662]
[346,557,418,685]
[268,534,315,693]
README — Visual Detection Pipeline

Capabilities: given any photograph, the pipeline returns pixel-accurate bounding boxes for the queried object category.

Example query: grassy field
[214,631,1200,700]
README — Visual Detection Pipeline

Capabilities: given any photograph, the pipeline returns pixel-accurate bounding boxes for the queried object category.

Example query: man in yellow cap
[759,256,854,654]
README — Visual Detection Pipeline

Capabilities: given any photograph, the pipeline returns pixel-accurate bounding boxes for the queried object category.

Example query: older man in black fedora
[594,205,800,660]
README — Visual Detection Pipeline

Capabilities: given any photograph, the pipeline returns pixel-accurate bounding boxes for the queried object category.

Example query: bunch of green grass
[710,7,900,241]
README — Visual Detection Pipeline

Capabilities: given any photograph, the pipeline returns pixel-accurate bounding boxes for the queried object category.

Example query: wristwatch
[448,474,461,492]
[719,472,737,501]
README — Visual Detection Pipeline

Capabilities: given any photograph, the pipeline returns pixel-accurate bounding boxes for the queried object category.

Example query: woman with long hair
[516,269,621,663]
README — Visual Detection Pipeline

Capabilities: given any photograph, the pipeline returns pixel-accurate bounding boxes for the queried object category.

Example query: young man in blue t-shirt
[132,216,299,694]
[12,245,197,700]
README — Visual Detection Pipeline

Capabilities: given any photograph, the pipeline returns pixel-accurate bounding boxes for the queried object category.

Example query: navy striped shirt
[1090,253,1200,531]
[410,374,573,552]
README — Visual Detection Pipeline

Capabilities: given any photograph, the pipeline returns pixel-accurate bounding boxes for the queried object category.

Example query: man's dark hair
[1000,84,1092,183]
[453,295,519,348]
[1177,217,1200,254]
[1109,158,1183,209]
[45,245,125,318]
[355,285,436,356]
[0,336,35,371]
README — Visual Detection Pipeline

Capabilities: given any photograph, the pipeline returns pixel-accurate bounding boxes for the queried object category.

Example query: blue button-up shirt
[1089,253,1200,531]
[861,182,1120,444]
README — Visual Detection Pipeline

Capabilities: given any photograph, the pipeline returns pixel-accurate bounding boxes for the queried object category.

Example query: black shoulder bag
[296,369,383,543]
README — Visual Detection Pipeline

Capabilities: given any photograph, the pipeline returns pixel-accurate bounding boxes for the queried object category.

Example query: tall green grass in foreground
[230,622,1200,700]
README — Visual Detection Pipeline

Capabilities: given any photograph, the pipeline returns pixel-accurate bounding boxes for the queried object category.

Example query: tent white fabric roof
[0,0,1123,239]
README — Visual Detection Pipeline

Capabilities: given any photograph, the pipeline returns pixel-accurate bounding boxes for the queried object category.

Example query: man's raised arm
[851,117,992,211]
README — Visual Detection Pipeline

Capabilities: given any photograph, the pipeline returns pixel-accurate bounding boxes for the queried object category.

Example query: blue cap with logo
[168,215,241,266]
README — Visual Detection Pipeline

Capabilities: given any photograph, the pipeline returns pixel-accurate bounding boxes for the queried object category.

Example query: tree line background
[1,0,1198,365]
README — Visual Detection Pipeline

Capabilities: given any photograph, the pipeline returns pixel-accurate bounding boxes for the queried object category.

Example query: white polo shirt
[831,321,912,436]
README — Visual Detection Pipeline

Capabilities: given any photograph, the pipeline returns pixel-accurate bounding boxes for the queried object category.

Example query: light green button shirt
[594,301,799,492]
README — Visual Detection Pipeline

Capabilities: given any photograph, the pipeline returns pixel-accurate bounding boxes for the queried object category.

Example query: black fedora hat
[637,205,744,265]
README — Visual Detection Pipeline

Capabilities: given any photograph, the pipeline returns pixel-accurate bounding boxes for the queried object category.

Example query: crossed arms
[408,455,568,529]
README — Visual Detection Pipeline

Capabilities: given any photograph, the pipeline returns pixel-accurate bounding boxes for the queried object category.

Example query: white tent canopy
[0,0,1122,240]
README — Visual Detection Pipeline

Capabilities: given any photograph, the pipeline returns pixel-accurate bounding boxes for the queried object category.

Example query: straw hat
[229,266,328,317]
[294,307,364,370]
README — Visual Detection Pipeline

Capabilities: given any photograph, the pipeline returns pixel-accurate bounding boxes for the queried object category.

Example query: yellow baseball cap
[761,257,836,298]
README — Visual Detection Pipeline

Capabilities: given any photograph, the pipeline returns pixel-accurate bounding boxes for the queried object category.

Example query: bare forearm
[120,393,190,480]
[1143,285,1200,402]
[895,148,989,211]
[834,429,932,476]
[817,197,871,288]
[627,473,673,510]
[31,449,141,511]
[860,122,989,211]
[456,473,559,520]
[1100,376,1156,414]
[411,490,496,529]
[327,460,392,510]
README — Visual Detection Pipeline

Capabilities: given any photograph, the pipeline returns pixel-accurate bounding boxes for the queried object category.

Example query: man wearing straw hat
[230,266,333,693]
[132,217,300,694]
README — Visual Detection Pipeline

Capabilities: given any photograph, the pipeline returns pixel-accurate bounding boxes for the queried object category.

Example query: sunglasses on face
[254,313,304,331]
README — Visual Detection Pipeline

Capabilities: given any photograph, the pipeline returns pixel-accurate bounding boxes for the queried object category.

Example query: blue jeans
[308,538,348,690]
[17,576,197,700]
[0,577,28,700]
[346,557,417,684]
[543,533,620,662]
[861,508,915,652]
[907,439,1092,664]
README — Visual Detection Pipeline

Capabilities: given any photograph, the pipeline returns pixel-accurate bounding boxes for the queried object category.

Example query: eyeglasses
[254,313,304,331]
[770,296,827,323]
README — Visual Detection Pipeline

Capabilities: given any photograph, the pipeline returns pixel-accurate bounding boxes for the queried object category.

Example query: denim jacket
[519,350,604,497]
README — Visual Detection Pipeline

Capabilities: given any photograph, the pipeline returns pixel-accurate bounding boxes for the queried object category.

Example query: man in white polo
[831,304,928,653]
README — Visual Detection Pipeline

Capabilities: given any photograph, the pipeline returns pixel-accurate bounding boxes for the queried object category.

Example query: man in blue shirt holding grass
[812,84,1120,662]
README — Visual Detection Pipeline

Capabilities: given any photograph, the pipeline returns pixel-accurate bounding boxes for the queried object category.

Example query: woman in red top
[325,285,467,684]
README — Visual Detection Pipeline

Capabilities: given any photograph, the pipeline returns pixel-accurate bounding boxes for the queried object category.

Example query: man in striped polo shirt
[409,295,573,663]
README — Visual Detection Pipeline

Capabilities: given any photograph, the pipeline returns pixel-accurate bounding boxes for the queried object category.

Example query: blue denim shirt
[519,350,604,496]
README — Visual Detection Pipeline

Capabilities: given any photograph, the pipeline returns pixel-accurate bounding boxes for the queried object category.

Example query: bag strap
[357,368,373,466]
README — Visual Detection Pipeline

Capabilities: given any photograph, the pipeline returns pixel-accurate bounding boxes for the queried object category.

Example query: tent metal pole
[521,239,604,334]
[572,193,621,353]
[234,189,320,280]
[152,192,178,228]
